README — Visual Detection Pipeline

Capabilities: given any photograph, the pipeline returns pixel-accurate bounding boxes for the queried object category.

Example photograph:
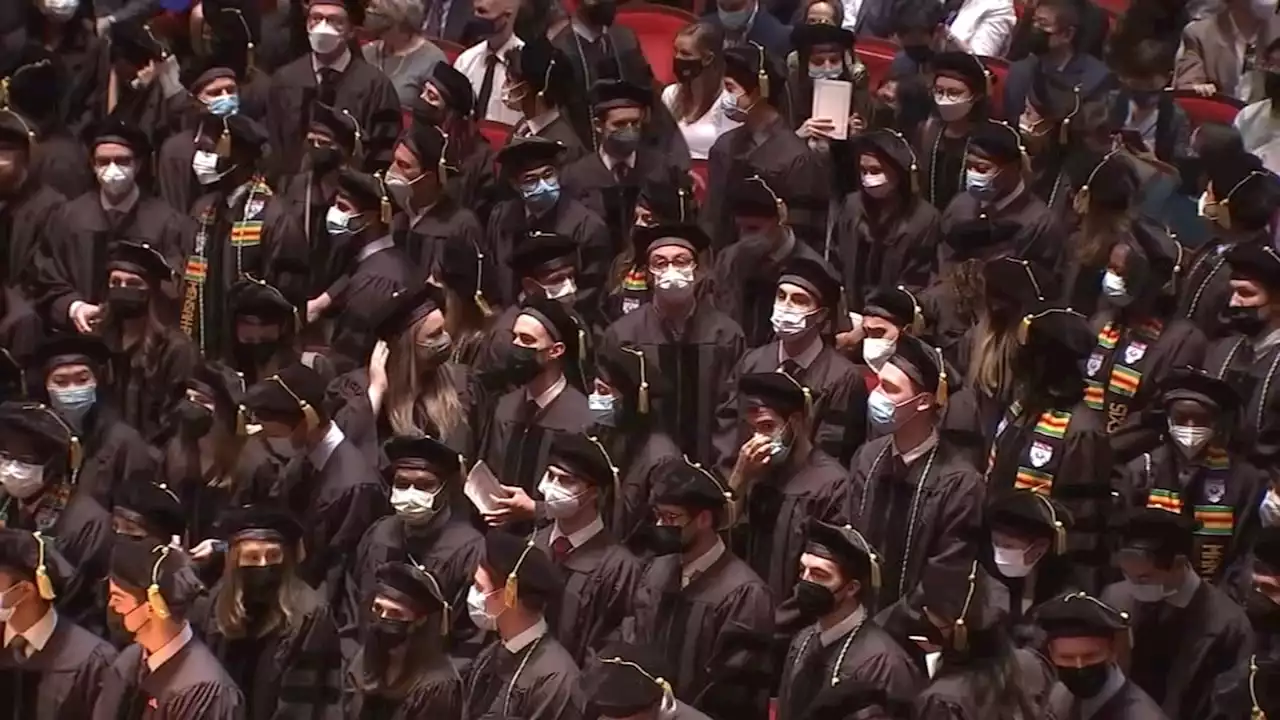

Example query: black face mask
[234,340,279,369]
[240,565,284,601]
[107,286,149,318]
[178,401,215,439]
[649,524,684,556]
[366,616,414,656]
[308,145,343,174]
[793,579,837,618]
[466,15,500,40]
[1057,662,1111,699]
[583,0,617,26]
[414,99,446,127]
[1223,305,1267,336]
[902,44,933,64]
[1246,587,1280,633]
[673,57,705,83]
[504,344,544,387]
[1026,28,1051,56]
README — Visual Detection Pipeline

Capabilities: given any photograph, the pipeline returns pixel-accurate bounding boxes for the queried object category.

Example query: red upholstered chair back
[479,119,515,149]
[855,37,899,90]
[689,159,709,203]
[615,3,700,86]
[433,38,467,64]
[1172,91,1245,128]
[979,55,1010,117]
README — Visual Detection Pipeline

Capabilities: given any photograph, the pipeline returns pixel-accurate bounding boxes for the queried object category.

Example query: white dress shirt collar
[308,422,345,470]
[600,148,637,173]
[551,516,604,549]
[818,604,865,647]
[894,430,939,466]
[503,617,548,653]
[682,538,725,587]
[526,108,561,136]
[146,622,193,672]
[529,374,567,408]
[356,235,396,263]
[3,607,57,657]
[572,18,604,43]
[312,48,353,77]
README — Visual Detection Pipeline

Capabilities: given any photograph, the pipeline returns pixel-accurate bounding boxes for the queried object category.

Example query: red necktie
[551,536,573,563]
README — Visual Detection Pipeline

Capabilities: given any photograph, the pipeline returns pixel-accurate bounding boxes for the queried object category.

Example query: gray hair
[377,0,425,31]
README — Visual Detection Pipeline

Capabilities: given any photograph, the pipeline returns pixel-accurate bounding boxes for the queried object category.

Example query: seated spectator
[944,0,1018,58]
[1002,0,1113,123]
[704,0,793,61]
[1108,39,1192,165]
[361,0,447,107]
[1006,0,1109,62]
[1235,38,1280,173]
[1175,0,1280,102]
[663,22,740,161]
[888,2,963,76]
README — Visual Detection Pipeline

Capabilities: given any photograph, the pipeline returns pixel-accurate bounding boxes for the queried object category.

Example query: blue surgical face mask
[718,4,753,30]
[588,392,616,426]
[867,388,897,427]
[520,177,561,214]
[965,169,999,201]
[720,92,750,122]
[49,384,96,427]
[325,206,357,235]
[808,65,842,81]
[206,93,241,118]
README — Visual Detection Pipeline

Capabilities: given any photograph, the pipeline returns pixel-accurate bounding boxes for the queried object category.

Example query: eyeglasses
[648,256,696,273]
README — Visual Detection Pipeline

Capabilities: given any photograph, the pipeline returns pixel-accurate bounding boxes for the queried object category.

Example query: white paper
[465,460,511,513]
[812,79,852,140]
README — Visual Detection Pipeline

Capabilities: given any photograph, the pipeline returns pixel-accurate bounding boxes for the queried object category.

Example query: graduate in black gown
[1016,66,1082,221]
[463,531,585,720]
[533,432,643,666]
[76,21,182,152]
[0,106,68,299]
[340,436,483,661]
[111,480,187,546]
[385,112,485,282]
[415,63,501,225]
[603,177,697,321]
[713,254,865,470]
[343,561,464,718]
[987,306,1113,593]
[560,78,688,246]
[181,113,308,359]
[190,504,343,720]
[93,539,244,720]
[1059,150,1141,319]
[603,223,744,466]
[1213,527,1280,720]
[590,341,682,545]
[580,641,714,720]
[0,529,117,720]
[1205,243,1280,460]
[725,371,847,603]
[487,137,611,314]
[242,362,390,592]
[1036,591,1169,720]
[183,0,272,122]
[776,520,923,720]
[35,118,191,335]
[915,52,991,211]
[625,457,774,718]
[1114,369,1265,583]
[504,37,589,163]
[479,297,594,500]
[842,335,984,608]
[222,277,331,389]
[1101,508,1254,720]
[309,168,421,364]
[1178,156,1280,339]
[979,489,1077,633]
[832,128,940,306]
[2,46,94,200]
[265,0,400,175]
[705,44,829,251]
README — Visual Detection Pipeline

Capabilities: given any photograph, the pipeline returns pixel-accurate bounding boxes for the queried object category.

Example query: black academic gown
[776,613,923,720]
[445,129,501,227]
[934,188,1067,285]
[463,629,585,720]
[550,22,652,149]
[1082,310,1208,463]
[339,506,484,661]
[266,53,401,175]
[276,170,345,298]
[33,191,192,331]
[535,524,643,667]
[735,449,848,603]
[156,130,202,217]
[324,237,422,363]
[191,584,344,720]
[0,287,44,371]
[394,195,485,281]
[714,339,867,474]
[707,236,835,348]
[182,180,308,358]
[277,432,391,593]
[705,116,830,251]
[599,425,683,547]
[104,327,202,442]
[1115,443,1264,582]
[1101,577,1254,720]
[914,119,970,210]
[76,402,160,509]
[343,650,464,719]
[602,300,745,467]
[0,178,66,298]
[841,433,985,608]
[508,111,589,165]
[559,147,689,247]
[1178,234,1268,339]
[833,189,941,304]
[91,636,244,720]
[911,647,1056,720]
[480,383,595,494]
[1046,677,1170,720]
[0,612,118,720]
[31,131,95,202]
[1205,332,1280,459]
[626,548,775,717]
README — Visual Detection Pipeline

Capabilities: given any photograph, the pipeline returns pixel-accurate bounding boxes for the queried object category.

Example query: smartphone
[1118,129,1150,153]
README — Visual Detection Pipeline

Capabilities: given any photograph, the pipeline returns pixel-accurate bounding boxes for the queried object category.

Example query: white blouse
[661,84,741,161]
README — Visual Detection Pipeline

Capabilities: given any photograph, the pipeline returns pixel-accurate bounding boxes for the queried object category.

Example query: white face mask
[655,267,695,291]
[192,150,228,185]
[1260,488,1280,528]
[309,21,345,55]
[1168,421,1213,457]
[935,96,973,122]
[0,459,45,499]
[1128,580,1175,604]
[862,337,896,370]
[1101,270,1128,299]
[924,651,942,678]
[0,583,23,623]
[466,585,500,630]
[538,474,586,520]
[325,205,356,236]
[384,170,421,210]
[771,303,812,337]
[993,545,1035,578]
[541,277,576,301]
[390,486,440,523]
[861,172,893,199]
[97,162,136,197]
[39,0,78,20]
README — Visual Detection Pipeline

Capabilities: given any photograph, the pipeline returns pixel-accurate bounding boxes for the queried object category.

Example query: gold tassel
[301,402,320,431]
[0,78,9,109]
[503,574,519,609]
[216,125,231,157]
[236,404,248,437]
[33,532,55,600]
[377,171,393,224]
[936,367,949,408]
[754,42,769,99]
[147,546,172,619]
[1017,315,1032,345]
[69,436,83,474]
[868,551,881,592]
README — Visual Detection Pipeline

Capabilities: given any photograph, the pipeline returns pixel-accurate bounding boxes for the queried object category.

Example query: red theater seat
[432,38,466,64]
[479,119,514,149]
[689,159,709,203]
[979,55,1009,117]
[854,37,899,89]
[1092,0,1130,16]
[615,3,699,86]
[1172,90,1244,127]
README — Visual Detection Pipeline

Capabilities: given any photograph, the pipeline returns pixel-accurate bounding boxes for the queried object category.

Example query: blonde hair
[385,314,465,439]
[966,312,1021,399]
[213,542,309,639]
[672,22,725,123]
[444,287,492,365]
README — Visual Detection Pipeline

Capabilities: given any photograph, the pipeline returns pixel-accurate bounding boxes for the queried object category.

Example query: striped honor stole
[1144,447,1234,578]
[1084,318,1164,434]
[230,176,273,248]
[1013,409,1073,495]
